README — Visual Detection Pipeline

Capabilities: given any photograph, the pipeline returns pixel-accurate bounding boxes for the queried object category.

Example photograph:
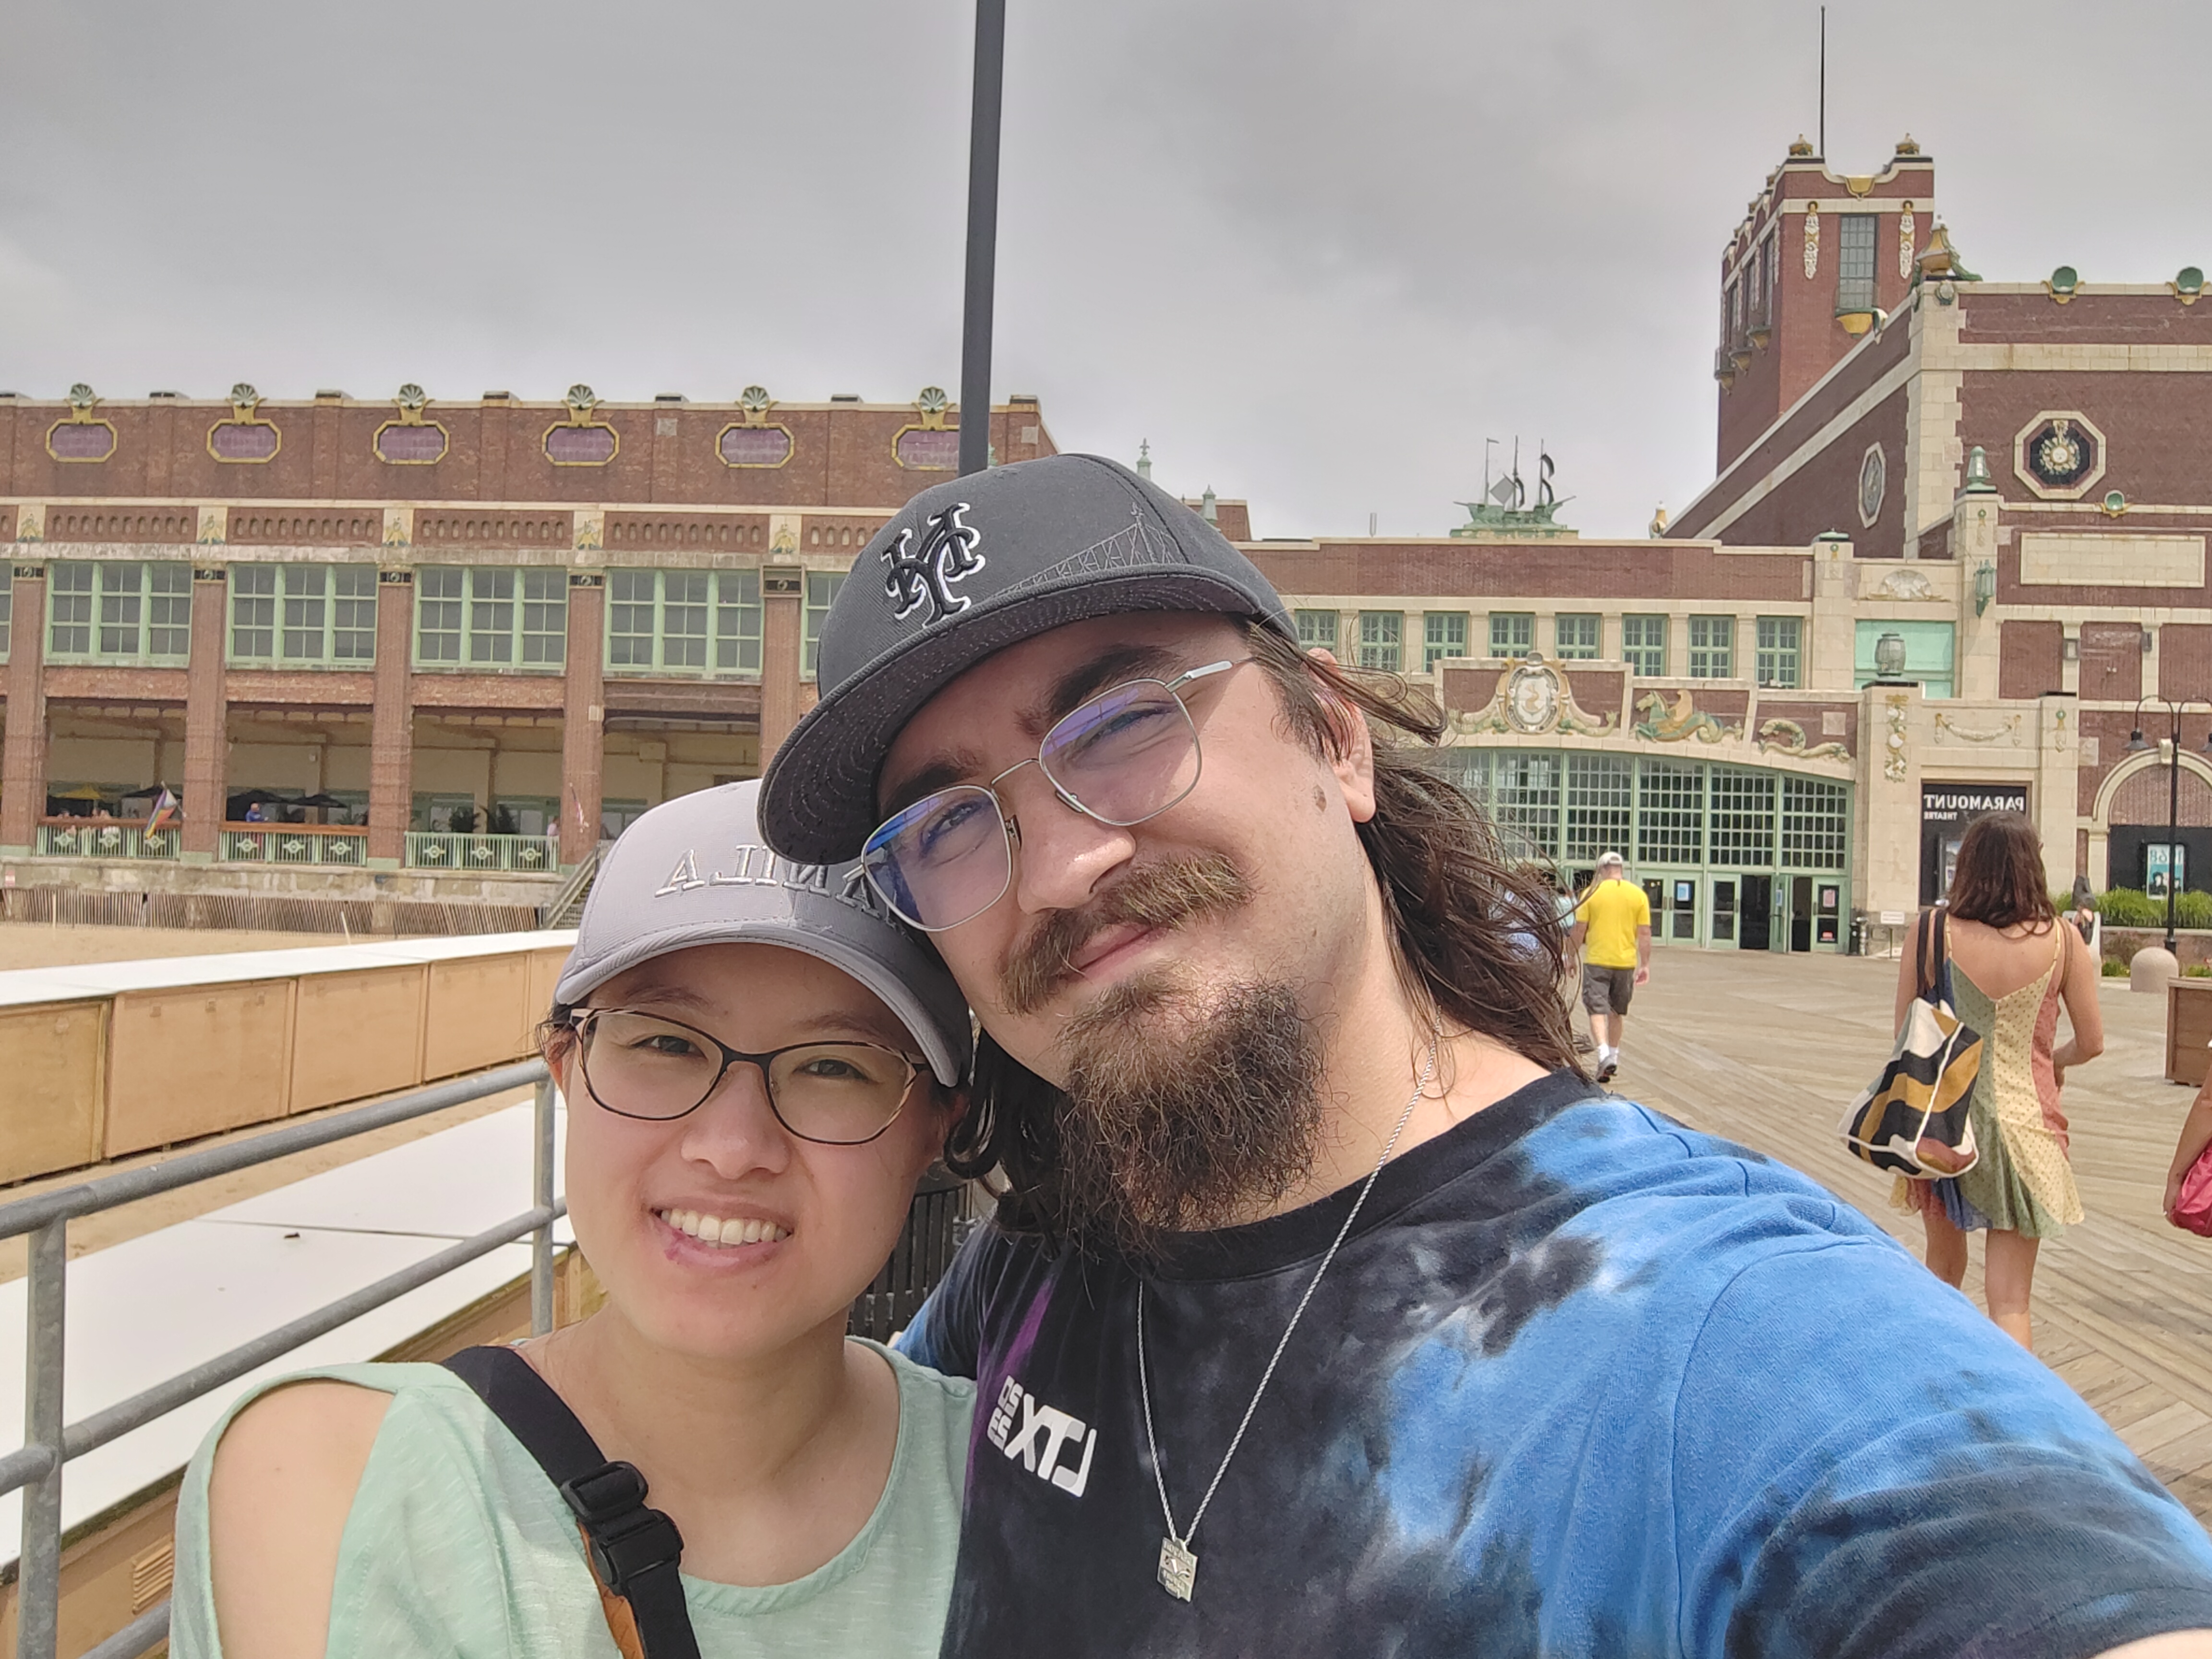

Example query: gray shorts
[1580,963,1636,1017]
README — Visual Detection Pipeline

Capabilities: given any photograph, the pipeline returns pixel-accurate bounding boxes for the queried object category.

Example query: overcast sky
[3,1,2205,541]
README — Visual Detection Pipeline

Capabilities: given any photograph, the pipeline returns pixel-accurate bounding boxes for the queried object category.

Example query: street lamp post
[2125,697,2212,954]
[959,0,1008,478]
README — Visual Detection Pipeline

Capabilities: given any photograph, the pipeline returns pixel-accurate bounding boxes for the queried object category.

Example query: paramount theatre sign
[1920,782,2031,903]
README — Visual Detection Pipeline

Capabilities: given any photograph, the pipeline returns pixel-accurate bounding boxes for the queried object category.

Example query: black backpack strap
[443,1346,700,1659]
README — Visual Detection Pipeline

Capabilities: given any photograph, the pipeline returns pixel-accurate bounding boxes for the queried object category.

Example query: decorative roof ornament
[1787,134,1815,157]
[1895,133,1922,156]
[375,384,448,465]
[1136,439,1152,481]
[1914,223,1980,285]
[229,383,262,420]
[737,385,775,422]
[1454,444,1575,540]
[545,383,619,466]
[66,382,99,415]
[914,386,951,429]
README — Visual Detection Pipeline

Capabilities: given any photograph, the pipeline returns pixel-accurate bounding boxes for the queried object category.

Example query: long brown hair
[1945,810,2056,931]
[944,619,1584,1244]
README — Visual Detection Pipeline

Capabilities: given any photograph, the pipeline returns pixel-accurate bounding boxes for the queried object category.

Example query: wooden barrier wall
[0,935,574,1185]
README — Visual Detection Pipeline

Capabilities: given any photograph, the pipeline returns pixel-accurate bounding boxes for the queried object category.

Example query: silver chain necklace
[1137,1032,1441,1604]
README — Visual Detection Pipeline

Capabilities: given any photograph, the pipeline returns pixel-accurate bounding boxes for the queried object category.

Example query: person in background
[175,781,975,1659]
[1894,810,2104,1350]
[1567,850,1650,1083]
[2070,872,2101,952]
[2168,1067,2212,1234]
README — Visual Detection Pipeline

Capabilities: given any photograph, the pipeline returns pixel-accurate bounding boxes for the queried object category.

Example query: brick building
[5,135,2206,947]
[1243,134,2212,949]
[0,385,1054,907]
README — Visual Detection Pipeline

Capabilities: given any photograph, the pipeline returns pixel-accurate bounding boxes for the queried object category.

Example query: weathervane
[1455,438,1575,540]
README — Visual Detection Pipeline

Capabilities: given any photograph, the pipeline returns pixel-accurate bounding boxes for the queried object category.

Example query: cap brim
[554,919,969,1088]
[762,570,1278,865]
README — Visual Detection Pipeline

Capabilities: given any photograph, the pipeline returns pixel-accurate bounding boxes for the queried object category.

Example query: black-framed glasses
[567,1008,922,1145]
[860,659,1244,933]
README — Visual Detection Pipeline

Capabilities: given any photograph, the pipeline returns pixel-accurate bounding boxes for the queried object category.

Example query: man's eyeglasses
[567,1008,921,1145]
[861,659,1243,933]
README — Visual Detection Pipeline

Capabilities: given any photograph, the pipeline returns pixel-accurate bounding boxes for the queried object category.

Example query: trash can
[1849,915,1866,957]
[848,1164,971,1342]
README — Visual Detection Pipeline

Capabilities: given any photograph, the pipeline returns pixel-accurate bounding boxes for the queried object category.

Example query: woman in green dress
[1893,811,2104,1351]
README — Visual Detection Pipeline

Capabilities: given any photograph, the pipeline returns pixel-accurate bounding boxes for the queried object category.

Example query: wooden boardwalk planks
[1616,948,2212,1526]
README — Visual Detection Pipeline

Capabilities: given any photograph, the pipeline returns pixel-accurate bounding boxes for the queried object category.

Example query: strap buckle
[559,1460,685,1593]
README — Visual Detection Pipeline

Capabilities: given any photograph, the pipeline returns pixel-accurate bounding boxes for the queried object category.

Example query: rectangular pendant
[1157,1536,1198,1601]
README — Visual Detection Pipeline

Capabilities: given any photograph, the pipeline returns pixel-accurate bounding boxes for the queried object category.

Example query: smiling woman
[168,780,979,1659]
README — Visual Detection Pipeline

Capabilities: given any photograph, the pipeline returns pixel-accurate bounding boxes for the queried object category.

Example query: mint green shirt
[172,1343,974,1659]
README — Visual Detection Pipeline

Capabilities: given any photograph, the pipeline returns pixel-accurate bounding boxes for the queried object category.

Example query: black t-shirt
[900,1072,2212,1657]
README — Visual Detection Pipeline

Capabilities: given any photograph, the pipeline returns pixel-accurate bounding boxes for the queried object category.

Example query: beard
[1052,971,1326,1262]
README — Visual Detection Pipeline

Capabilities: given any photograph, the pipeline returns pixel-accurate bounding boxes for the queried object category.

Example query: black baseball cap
[759,453,1293,865]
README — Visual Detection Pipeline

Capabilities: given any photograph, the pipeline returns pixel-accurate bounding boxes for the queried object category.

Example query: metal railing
[2,1059,560,1659]
[32,822,180,862]
[404,831,559,873]
[536,839,610,929]
[219,824,369,866]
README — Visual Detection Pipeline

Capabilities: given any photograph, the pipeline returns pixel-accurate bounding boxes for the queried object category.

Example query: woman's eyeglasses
[567,1008,921,1145]
[860,659,1242,933]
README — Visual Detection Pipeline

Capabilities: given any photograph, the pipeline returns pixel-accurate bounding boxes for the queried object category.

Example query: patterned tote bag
[1839,908,1983,1178]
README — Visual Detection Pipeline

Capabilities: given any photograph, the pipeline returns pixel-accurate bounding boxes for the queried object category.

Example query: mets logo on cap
[882,502,985,625]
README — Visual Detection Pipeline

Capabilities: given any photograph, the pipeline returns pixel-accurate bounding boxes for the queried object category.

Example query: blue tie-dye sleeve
[1670,1238,2212,1659]
[890,1219,998,1378]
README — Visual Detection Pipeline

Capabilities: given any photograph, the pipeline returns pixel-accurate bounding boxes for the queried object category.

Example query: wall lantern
[1973,560,1996,616]
[1874,631,1908,679]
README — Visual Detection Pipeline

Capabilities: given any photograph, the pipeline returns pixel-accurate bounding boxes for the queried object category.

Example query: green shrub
[2101,957,2128,976]
[2187,964,2212,978]
[2092,887,2212,929]
[2095,888,2164,928]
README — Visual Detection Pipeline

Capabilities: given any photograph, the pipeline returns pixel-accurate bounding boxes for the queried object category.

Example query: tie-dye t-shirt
[899,1071,2212,1658]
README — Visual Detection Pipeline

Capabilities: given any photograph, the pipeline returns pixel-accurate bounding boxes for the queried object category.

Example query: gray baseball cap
[554,779,972,1086]
[758,452,1293,864]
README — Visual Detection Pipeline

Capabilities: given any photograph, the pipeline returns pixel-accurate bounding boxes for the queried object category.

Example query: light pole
[959,0,1007,478]
[2125,697,2212,954]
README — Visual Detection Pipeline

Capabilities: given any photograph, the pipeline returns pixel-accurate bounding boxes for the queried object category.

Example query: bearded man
[761,455,2212,1658]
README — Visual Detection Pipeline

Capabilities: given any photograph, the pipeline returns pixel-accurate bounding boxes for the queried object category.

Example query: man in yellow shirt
[1568,850,1651,1083]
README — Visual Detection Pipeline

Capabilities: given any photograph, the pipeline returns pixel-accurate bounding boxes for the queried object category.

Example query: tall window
[1837,214,1877,313]
[1687,615,1734,679]
[1755,616,1802,688]
[0,580,11,661]
[1423,612,1469,672]
[48,561,191,662]
[1488,612,1534,659]
[416,567,565,668]
[717,569,762,673]
[1294,609,1339,652]
[608,569,760,675]
[1356,611,1402,673]
[1622,614,1667,677]
[1554,613,1601,660]
[804,571,845,679]
[231,565,376,663]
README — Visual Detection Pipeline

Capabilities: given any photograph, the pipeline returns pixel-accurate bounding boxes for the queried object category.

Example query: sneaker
[1597,1058,1619,1084]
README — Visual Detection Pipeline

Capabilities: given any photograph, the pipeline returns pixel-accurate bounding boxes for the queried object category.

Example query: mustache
[999,854,1251,1017]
